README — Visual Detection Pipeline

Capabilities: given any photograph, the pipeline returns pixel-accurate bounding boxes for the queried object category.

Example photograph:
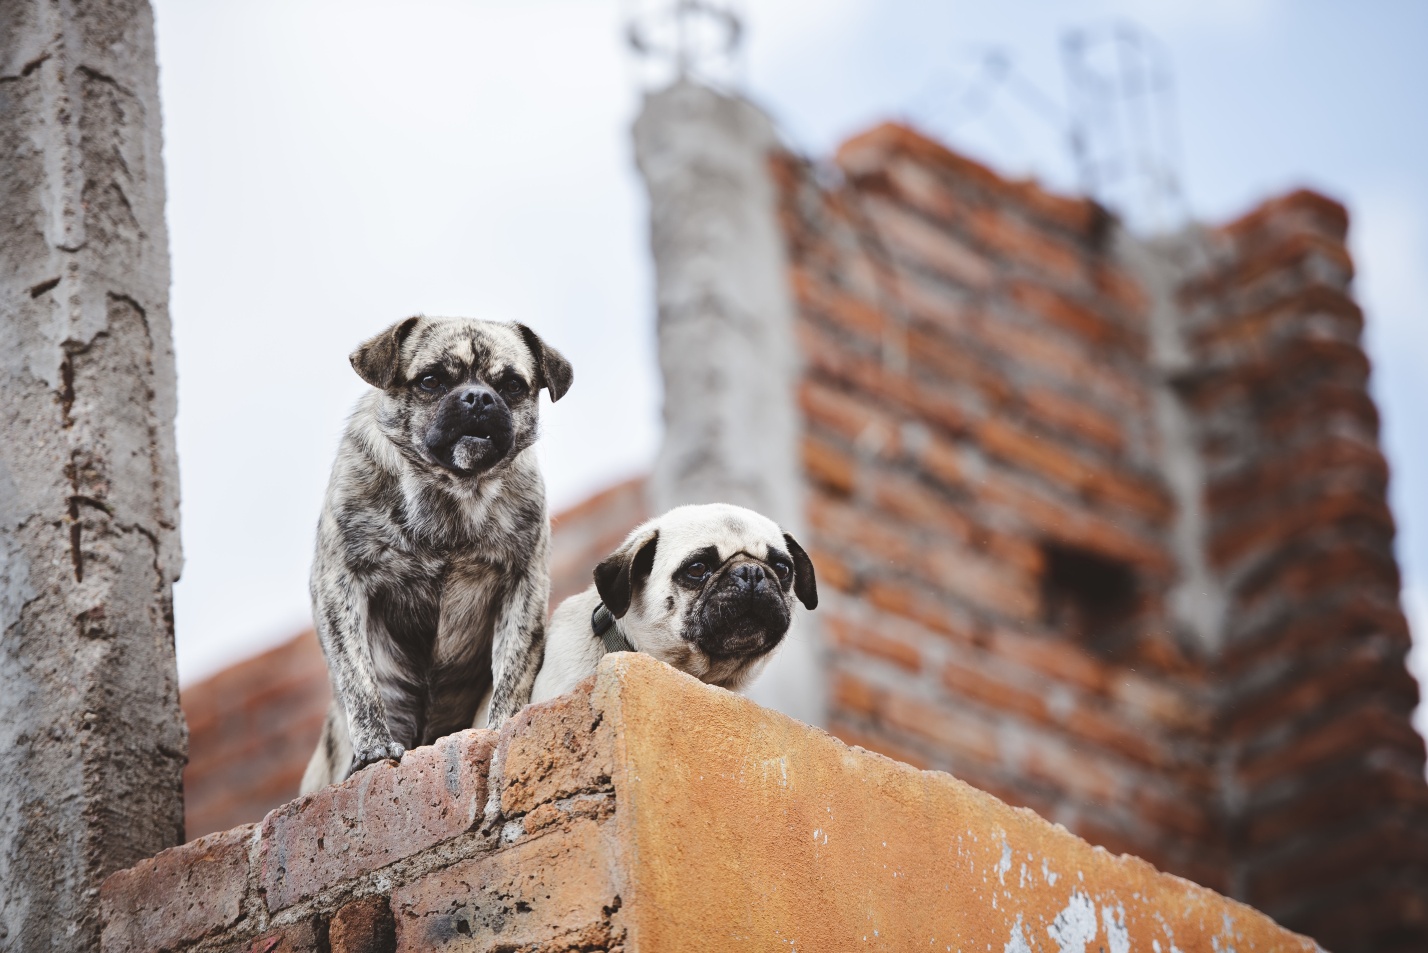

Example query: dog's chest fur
[318,415,545,739]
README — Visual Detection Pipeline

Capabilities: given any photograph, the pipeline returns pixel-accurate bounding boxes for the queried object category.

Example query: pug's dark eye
[500,377,527,400]
[771,558,793,583]
[681,561,709,583]
[417,374,443,393]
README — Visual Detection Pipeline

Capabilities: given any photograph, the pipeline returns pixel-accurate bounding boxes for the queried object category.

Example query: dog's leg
[300,701,354,794]
[485,565,550,727]
[313,566,406,778]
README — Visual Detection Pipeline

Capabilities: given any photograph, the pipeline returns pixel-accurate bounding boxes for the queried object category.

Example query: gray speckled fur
[302,316,570,792]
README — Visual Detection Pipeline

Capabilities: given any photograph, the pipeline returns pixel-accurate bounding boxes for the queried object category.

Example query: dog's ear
[351,316,422,389]
[594,529,659,619]
[783,532,818,610]
[515,323,573,403]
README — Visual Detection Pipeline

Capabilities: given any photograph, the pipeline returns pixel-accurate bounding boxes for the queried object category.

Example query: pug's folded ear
[351,316,423,389]
[594,529,659,619]
[783,532,818,610]
[515,323,574,403]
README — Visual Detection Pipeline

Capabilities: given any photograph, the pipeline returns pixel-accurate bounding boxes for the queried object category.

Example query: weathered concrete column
[633,79,824,725]
[0,1,186,949]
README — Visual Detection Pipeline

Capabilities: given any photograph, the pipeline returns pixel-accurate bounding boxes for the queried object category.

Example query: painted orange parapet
[104,652,1317,952]
[598,653,1317,953]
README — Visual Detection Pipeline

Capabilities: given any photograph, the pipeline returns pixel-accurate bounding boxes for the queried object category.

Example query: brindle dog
[301,315,571,792]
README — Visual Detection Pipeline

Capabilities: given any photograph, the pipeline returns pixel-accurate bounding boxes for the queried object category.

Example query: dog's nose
[731,564,766,590]
[458,387,495,409]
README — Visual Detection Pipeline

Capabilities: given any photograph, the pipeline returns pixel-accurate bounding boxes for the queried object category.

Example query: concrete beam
[633,79,824,726]
[0,1,185,948]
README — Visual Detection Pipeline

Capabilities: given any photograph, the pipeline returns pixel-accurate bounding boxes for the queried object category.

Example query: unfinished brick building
[176,89,1426,951]
[775,122,1427,951]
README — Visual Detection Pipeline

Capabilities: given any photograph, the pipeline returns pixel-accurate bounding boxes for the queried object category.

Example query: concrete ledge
[103,653,1318,951]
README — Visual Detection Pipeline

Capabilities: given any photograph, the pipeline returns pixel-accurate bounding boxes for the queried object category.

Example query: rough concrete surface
[100,652,1317,952]
[594,653,1319,953]
[633,79,825,727]
[0,1,185,949]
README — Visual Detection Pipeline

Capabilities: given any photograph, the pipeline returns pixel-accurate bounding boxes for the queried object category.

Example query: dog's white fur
[524,503,815,707]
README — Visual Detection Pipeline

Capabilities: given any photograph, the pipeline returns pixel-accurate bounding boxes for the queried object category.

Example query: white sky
[153,1,1428,733]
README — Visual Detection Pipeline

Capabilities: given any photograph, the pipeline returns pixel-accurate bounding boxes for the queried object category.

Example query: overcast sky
[152,0,1427,729]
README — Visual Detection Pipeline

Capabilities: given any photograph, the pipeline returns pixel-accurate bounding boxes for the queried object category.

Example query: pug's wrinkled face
[594,503,818,690]
[350,316,572,478]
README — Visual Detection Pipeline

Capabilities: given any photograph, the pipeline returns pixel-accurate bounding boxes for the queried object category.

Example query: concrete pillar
[0,1,186,948]
[633,80,825,726]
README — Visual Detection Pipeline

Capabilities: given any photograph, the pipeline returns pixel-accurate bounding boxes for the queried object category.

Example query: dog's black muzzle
[425,385,515,473]
[695,561,791,659]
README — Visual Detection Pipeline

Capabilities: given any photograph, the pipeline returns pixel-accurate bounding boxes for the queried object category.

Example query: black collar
[591,602,633,654]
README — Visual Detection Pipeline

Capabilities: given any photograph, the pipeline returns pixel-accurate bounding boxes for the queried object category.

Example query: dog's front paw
[345,741,406,780]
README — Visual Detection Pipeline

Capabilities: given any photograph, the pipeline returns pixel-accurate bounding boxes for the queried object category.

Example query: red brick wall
[1182,191,1427,949]
[772,123,1428,952]
[182,631,329,840]
[548,475,648,606]
[775,122,1214,876]
[181,477,649,841]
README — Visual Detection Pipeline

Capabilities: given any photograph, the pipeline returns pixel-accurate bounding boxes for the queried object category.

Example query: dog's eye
[500,377,526,399]
[771,558,793,582]
[681,561,709,583]
[417,375,442,393]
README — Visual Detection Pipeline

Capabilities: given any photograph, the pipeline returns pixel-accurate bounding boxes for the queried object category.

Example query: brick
[1237,701,1427,790]
[862,195,996,289]
[1221,188,1350,249]
[241,918,324,953]
[838,122,1101,237]
[878,155,964,224]
[797,320,978,438]
[957,301,1147,410]
[804,539,856,593]
[1218,595,1410,678]
[983,625,1114,697]
[977,416,1172,522]
[829,497,1040,623]
[548,475,649,606]
[869,473,1045,577]
[793,270,1016,414]
[838,123,1009,198]
[827,719,933,771]
[330,895,396,953]
[970,204,1087,282]
[1191,284,1362,357]
[830,669,881,717]
[790,265,888,340]
[801,434,858,496]
[798,378,903,458]
[880,693,1002,764]
[1011,726,1129,805]
[1243,763,1428,850]
[1289,882,1428,953]
[494,679,613,818]
[100,823,254,953]
[258,728,495,913]
[1187,230,1354,301]
[979,476,1174,574]
[1226,649,1419,742]
[1207,433,1387,513]
[390,818,621,953]
[1008,279,1144,355]
[941,655,1052,721]
[863,578,972,642]
[1208,487,1395,569]
[1245,818,1428,912]
[1021,385,1126,453]
[184,631,332,840]
[826,615,922,671]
